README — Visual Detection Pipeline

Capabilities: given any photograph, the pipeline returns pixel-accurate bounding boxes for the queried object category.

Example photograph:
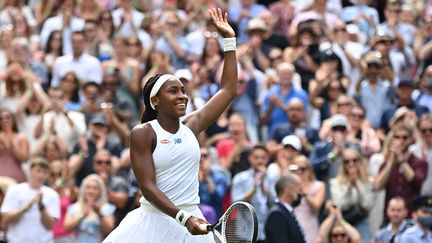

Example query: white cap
[282,135,302,151]
[175,69,193,81]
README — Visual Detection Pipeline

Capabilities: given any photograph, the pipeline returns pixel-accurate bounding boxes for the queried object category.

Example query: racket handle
[198,224,211,232]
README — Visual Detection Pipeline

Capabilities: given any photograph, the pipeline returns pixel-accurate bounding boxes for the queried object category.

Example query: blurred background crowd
[0,0,431,242]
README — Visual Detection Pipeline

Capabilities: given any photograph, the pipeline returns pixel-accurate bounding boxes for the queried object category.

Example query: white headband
[149,74,176,110]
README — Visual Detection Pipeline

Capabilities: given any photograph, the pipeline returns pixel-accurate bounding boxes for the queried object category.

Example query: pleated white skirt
[103,204,215,243]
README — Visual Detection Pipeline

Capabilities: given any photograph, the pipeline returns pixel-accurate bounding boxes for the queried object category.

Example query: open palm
[208,8,235,38]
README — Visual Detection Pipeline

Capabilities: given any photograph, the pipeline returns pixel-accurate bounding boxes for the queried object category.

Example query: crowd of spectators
[0,0,431,242]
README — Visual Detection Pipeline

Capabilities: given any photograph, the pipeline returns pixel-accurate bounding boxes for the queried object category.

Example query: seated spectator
[64,174,115,243]
[399,195,432,242]
[32,135,68,163]
[330,148,375,242]
[1,157,60,243]
[373,196,413,243]
[317,201,362,243]
[92,150,129,226]
[59,72,82,112]
[267,98,319,156]
[375,125,428,219]
[414,67,432,112]
[232,145,272,242]
[0,108,29,183]
[319,94,354,139]
[292,155,325,243]
[79,82,102,123]
[111,0,145,38]
[0,63,33,112]
[198,145,229,219]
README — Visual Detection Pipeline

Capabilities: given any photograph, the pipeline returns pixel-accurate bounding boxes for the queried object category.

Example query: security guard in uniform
[399,195,432,243]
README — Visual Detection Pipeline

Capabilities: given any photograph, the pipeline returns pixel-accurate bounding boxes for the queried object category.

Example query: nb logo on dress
[174,138,182,144]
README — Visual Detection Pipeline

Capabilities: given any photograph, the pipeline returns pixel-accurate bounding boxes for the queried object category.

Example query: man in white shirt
[51,31,102,87]
[39,0,85,55]
[1,157,60,243]
[112,0,145,37]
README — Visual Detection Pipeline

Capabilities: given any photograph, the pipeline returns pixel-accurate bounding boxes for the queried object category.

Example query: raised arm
[186,8,238,135]
[129,125,207,235]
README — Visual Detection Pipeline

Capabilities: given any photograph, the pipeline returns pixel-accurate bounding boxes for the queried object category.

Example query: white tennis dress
[103,120,215,243]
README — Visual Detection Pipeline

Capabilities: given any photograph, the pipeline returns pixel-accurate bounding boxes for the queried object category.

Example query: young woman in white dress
[103,8,237,243]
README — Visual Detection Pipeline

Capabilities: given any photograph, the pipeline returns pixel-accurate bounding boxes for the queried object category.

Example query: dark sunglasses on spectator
[377,40,393,45]
[331,232,347,238]
[420,128,432,134]
[332,126,347,132]
[367,63,382,69]
[334,28,346,33]
[351,113,364,119]
[337,102,351,107]
[96,160,111,165]
[394,135,409,140]
[343,158,359,164]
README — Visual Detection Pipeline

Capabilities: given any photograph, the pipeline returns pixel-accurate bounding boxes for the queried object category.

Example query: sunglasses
[351,113,364,119]
[343,158,359,164]
[394,135,409,140]
[332,126,347,132]
[337,102,351,107]
[334,28,346,33]
[420,128,432,134]
[96,160,111,165]
[204,31,219,39]
[331,232,347,238]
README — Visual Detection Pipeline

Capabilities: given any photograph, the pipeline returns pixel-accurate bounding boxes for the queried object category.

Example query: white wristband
[223,37,236,52]
[175,209,192,226]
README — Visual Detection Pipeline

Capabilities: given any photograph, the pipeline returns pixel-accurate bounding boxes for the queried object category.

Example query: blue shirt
[198,168,229,218]
[228,4,266,44]
[339,5,379,40]
[399,225,432,243]
[260,85,308,136]
[373,220,413,243]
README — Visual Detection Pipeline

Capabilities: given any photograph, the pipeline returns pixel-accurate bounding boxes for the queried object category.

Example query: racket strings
[224,205,255,243]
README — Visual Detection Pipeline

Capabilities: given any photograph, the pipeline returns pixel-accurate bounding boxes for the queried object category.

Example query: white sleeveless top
[140,120,201,206]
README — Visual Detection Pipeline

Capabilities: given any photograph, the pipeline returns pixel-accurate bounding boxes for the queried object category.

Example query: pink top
[53,196,74,237]
[0,148,26,183]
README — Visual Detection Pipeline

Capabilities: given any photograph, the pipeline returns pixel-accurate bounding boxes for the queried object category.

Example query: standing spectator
[267,98,319,156]
[77,0,103,21]
[68,114,122,185]
[310,114,359,185]
[375,125,428,218]
[268,0,295,34]
[112,0,145,38]
[48,159,77,243]
[228,0,266,44]
[373,196,413,243]
[232,145,272,242]
[355,51,394,129]
[1,157,60,243]
[34,0,58,29]
[43,31,63,86]
[34,87,86,152]
[347,104,381,157]
[260,62,308,137]
[63,174,115,243]
[399,195,432,242]
[330,148,375,242]
[32,136,68,163]
[410,114,432,195]
[92,150,129,226]
[198,145,229,218]
[216,113,254,176]
[0,63,32,111]
[59,72,82,112]
[0,108,29,183]
[292,155,325,243]
[40,0,84,55]
[380,79,429,133]
[339,0,379,41]
[51,31,102,87]
[265,173,306,243]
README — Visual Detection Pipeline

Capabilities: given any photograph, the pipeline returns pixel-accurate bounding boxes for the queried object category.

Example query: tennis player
[103,8,237,243]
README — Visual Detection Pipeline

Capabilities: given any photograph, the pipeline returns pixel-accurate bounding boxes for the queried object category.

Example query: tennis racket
[199,201,258,243]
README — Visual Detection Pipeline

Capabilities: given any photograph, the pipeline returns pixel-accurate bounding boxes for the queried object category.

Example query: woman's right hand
[185,216,210,235]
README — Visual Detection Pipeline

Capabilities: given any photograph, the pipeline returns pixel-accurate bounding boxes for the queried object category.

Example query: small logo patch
[160,139,170,144]
[174,138,182,144]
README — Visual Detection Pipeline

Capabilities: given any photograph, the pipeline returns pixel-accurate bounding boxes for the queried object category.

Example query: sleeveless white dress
[103,120,214,243]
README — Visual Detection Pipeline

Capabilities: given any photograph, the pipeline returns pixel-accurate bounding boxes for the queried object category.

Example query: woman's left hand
[208,8,235,38]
